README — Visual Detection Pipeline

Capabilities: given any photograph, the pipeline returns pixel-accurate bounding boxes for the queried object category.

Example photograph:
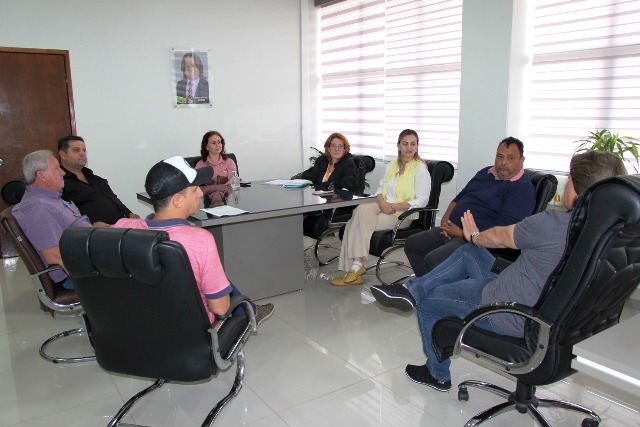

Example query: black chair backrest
[60,227,216,382]
[525,169,558,214]
[185,153,239,175]
[520,176,640,383]
[417,160,455,229]
[1,180,27,205]
[352,154,376,194]
[0,206,76,314]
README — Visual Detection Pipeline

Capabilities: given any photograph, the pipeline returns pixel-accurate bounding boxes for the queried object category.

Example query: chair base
[458,379,601,427]
[108,350,246,427]
[314,242,339,266]
[39,327,96,364]
[313,224,344,266]
[375,244,414,285]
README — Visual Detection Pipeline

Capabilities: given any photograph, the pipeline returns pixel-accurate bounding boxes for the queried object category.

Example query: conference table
[137,182,376,300]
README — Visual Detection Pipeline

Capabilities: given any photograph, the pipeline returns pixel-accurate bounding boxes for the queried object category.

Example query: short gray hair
[22,150,54,184]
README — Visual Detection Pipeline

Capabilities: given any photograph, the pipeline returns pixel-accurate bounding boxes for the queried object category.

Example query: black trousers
[403,227,467,277]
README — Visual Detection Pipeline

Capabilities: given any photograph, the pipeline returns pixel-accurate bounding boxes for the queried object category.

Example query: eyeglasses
[330,144,344,150]
[209,140,223,145]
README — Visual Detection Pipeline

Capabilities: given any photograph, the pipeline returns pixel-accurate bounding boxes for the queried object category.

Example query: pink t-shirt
[113,217,231,322]
[195,157,237,195]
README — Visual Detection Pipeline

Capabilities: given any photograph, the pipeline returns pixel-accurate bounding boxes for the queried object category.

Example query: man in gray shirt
[371,151,626,393]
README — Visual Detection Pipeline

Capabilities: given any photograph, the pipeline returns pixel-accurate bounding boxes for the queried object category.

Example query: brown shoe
[254,303,274,328]
[331,273,364,286]
[329,267,366,285]
[343,266,366,283]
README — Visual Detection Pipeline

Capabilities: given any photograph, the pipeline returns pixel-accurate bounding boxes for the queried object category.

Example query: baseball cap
[145,156,213,200]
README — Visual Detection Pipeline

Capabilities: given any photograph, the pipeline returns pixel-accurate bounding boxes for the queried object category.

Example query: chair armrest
[209,294,255,370]
[397,206,438,222]
[453,302,552,375]
[29,265,83,313]
[388,206,439,243]
[212,294,255,330]
[30,264,65,279]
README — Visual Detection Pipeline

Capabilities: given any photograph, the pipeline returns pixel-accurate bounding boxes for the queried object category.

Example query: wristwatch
[470,231,481,247]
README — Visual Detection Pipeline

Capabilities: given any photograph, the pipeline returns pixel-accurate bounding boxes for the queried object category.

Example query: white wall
[457,0,515,189]
[0,0,302,215]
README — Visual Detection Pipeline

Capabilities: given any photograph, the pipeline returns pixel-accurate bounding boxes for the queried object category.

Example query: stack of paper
[263,179,313,188]
[201,206,249,216]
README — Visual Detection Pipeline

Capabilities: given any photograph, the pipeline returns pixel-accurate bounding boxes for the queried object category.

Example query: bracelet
[470,231,481,247]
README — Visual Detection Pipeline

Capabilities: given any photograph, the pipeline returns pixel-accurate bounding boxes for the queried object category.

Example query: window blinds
[320,0,463,162]
[526,0,640,171]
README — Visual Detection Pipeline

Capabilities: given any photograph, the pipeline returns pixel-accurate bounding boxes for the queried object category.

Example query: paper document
[264,179,312,188]
[312,190,334,196]
[201,206,249,216]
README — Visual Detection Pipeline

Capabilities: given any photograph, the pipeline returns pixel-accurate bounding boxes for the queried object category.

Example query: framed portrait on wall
[171,48,212,108]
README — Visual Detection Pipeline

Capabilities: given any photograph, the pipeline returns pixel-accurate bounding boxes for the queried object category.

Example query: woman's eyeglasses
[330,144,344,150]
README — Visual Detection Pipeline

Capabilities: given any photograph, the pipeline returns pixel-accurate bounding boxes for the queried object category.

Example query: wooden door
[0,47,76,256]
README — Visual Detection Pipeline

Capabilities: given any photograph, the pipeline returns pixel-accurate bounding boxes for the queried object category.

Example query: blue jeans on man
[405,244,504,382]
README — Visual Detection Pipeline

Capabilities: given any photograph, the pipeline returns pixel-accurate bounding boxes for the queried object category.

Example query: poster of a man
[173,50,211,106]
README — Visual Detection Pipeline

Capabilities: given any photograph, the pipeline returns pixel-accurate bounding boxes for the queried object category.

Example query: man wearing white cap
[113,156,274,327]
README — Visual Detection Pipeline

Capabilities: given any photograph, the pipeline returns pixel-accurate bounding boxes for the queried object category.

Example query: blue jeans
[61,277,74,290]
[405,244,503,381]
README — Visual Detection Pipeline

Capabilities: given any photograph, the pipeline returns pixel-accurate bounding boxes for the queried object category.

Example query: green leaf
[573,128,639,171]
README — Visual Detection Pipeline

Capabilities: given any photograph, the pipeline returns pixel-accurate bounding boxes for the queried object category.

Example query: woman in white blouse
[331,129,431,285]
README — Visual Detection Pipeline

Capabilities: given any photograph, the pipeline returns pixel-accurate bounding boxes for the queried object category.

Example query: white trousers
[338,202,411,270]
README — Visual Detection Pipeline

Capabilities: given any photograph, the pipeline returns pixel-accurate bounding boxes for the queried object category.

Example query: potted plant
[575,129,640,172]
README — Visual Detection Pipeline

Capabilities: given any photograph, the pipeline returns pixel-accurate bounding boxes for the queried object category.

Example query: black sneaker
[370,284,416,311]
[405,364,451,392]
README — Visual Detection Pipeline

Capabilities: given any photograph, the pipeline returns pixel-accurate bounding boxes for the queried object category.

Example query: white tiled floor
[1,244,639,427]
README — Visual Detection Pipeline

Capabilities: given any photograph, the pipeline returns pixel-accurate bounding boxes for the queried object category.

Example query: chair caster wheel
[458,387,469,401]
[582,418,599,427]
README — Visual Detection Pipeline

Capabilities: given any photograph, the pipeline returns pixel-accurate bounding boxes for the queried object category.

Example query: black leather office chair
[371,160,455,284]
[0,206,95,363]
[185,153,239,175]
[432,175,640,427]
[527,169,558,215]
[59,227,255,427]
[302,155,376,265]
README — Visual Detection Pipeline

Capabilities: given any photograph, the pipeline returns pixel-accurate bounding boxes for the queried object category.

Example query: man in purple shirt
[12,150,100,289]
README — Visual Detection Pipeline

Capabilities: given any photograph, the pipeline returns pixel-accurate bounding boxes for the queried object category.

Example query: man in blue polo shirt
[404,137,535,277]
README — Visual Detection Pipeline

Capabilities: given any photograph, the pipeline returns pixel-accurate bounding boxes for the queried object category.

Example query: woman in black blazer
[302,133,358,192]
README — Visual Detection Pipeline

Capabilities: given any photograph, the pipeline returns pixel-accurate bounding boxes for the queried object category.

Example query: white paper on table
[264,179,313,188]
[201,206,249,216]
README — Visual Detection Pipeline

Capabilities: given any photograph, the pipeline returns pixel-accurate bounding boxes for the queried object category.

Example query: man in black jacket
[58,135,139,224]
